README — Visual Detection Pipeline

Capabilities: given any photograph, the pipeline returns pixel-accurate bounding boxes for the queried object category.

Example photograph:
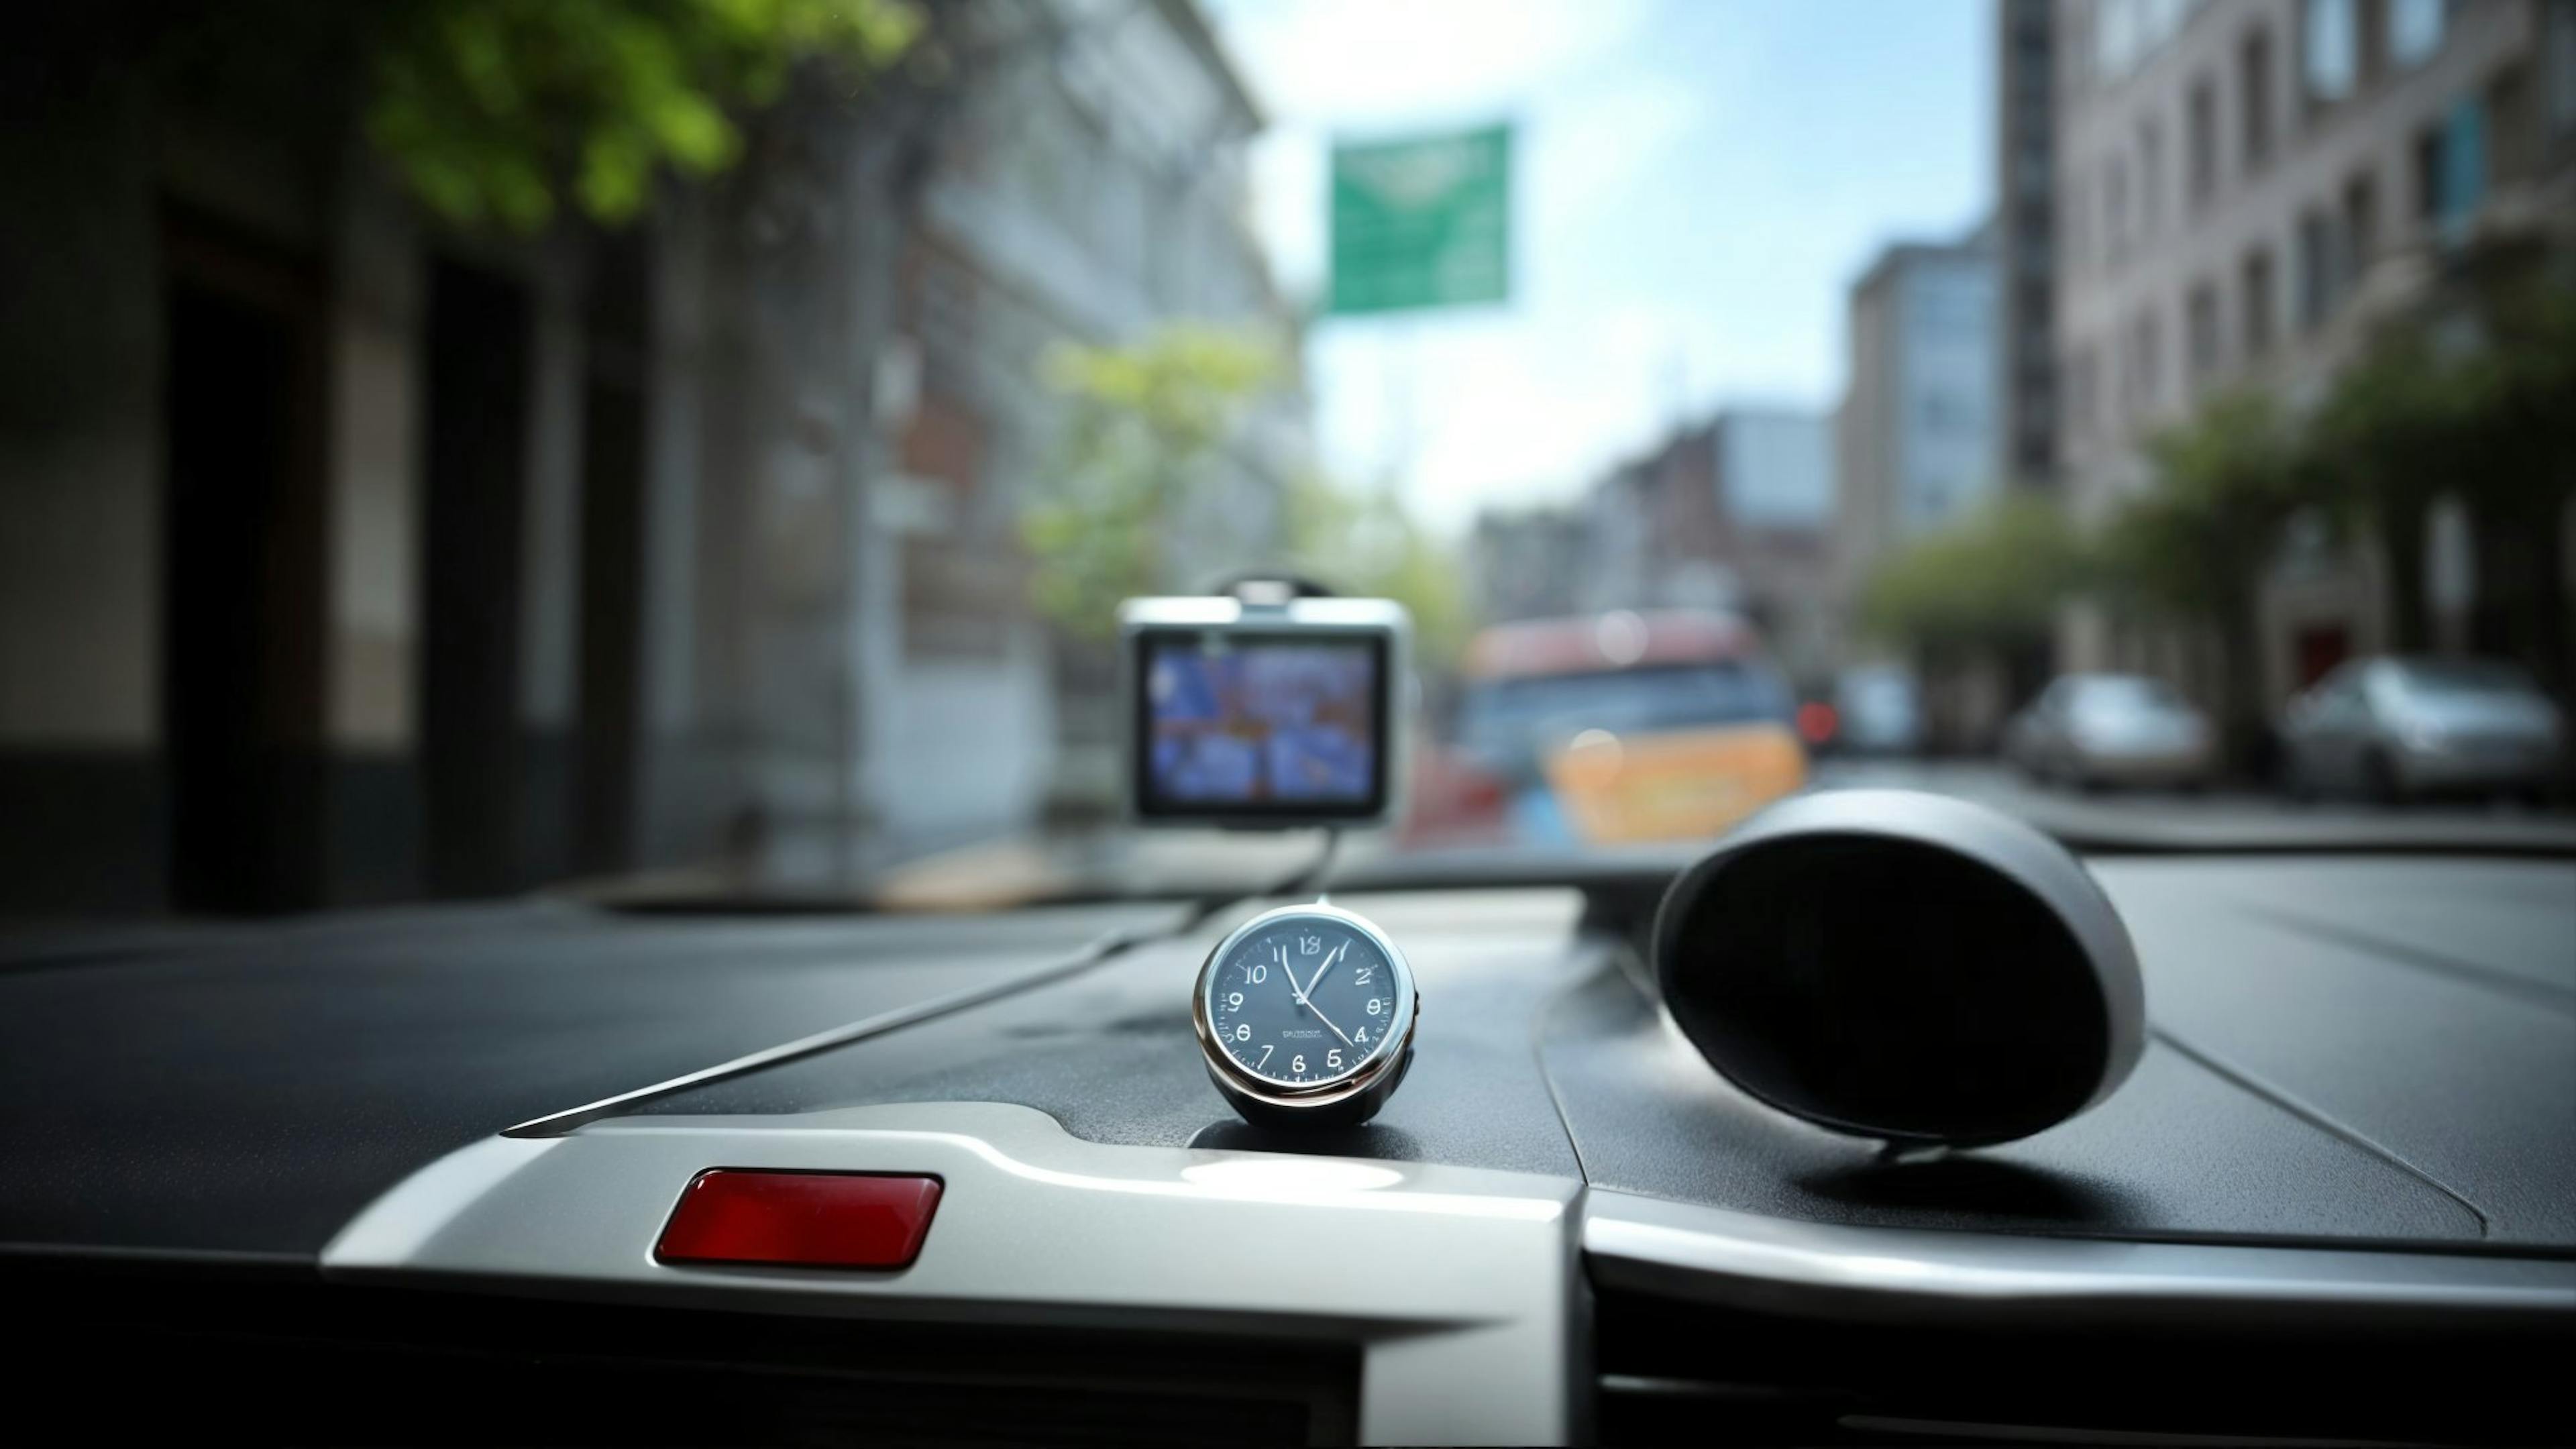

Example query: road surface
[1811,757,2576,853]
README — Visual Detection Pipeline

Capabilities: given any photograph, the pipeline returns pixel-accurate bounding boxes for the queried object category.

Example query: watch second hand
[1292,949,1356,1049]
[1298,943,1347,1002]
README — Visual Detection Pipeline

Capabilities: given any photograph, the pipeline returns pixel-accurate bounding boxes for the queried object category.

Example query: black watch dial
[1203,912,1409,1089]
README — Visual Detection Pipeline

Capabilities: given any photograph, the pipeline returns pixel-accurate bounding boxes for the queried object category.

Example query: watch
[1193,902,1419,1129]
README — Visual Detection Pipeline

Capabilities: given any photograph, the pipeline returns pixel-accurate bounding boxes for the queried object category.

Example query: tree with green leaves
[60,0,928,233]
[1856,493,2084,747]
[1020,324,1285,638]
[366,0,926,230]
[2441,265,2576,699]
[2098,389,2320,763]
[1021,323,1467,663]
[1858,493,2082,666]
[2310,323,2469,653]
[2314,253,2576,696]
[1279,474,1471,670]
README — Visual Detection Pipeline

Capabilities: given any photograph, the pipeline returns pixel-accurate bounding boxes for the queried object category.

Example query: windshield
[3,0,2570,921]
[1460,664,1791,756]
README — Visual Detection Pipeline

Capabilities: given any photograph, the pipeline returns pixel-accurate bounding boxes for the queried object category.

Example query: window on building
[2242,26,2277,169]
[2107,154,2132,260]
[2296,209,2334,330]
[2188,76,2218,206]
[2143,115,2163,234]
[2016,209,2053,280]
[2019,276,2051,347]
[2243,246,2277,359]
[2138,117,2165,236]
[2067,345,2098,442]
[2304,0,2359,103]
[2096,0,2141,77]
[2018,378,2054,473]
[2128,309,2161,417]
[2017,136,2051,197]
[2414,124,2443,219]
[2389,0,2447,68]
[2551,0,2576,137]
[2355,0,2387,84]
[2187,281,2222,389]
[2342,170,2378,281]
[2062,175,2088,270]
[2436,95,2488,235]
[2490,64,2536,188]
[2141,311,2161,415]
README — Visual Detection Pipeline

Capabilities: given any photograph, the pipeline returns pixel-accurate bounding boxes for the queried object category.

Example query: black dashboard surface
[0,900,1175,1256]
[1544,857,2576,1248]
[3,855,2571,1262]
[644,891,1597,1179]
[628,863,2576,1251]
[2092,858,2576,1247]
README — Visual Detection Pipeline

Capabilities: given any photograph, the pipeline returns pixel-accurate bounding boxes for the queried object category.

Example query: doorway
[2294,623,2351,692]
[575,233,650,877]
[159,208,329,914]
[420,257,535,898]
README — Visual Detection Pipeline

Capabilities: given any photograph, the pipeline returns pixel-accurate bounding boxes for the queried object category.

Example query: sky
[1201,0,1994,534]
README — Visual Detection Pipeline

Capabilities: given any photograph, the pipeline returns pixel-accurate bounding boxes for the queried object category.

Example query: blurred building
[2049,0,2576,702]
[1831,227,2005,746]
[1833,227,2002,592]
[0,0,1293,916]
[1997,0,2063,491]
[1467,508,1589,625]
[1578,409,1836,684]
[849,0,1295,853]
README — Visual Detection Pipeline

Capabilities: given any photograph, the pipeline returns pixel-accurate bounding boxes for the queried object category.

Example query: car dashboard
[4,857,2573,1444]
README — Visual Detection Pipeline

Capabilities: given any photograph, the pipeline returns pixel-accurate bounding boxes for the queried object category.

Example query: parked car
[2004,673,2218,791]
[2280,656,2566,804]
[1827,662,1923,755]
[1405,609,1804,847]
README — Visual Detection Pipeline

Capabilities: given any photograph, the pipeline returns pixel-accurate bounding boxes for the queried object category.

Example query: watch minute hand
[1298,942,1348,1000]
[1303,998,1356,1049]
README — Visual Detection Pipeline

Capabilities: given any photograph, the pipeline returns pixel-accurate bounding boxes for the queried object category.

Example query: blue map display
[1147,639,1377,805]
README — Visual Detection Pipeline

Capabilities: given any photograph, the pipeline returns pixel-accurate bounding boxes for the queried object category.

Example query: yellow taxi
[1411,609,1807,847]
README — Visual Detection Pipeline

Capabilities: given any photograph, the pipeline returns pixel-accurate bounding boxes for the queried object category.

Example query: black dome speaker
[1652,790,2146,1147]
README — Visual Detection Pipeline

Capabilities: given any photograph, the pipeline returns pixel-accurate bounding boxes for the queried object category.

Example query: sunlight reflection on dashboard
[1179,1159,1407,1194]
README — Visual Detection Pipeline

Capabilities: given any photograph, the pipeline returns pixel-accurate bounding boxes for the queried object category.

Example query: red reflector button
[655,1171,942,1269]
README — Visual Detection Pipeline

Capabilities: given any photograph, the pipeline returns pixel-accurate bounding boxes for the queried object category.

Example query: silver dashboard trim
[325,1102,1583,1446]
[1582,1188,2576,1326]
[321,1105,2576,1445]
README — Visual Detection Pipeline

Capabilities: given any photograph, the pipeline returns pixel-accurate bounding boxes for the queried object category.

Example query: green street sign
[1329,124,1512,317]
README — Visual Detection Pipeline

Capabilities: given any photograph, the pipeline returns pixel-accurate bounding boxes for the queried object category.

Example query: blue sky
[1203,0,1994,532]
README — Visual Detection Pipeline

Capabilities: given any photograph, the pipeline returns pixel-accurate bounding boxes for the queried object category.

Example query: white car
[2281,657,2567,803]
[2004,674,2219,790]
[1830,663,1923,755]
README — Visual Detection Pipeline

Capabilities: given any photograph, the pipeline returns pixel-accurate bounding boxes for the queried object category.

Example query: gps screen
[1139,633,1384,816]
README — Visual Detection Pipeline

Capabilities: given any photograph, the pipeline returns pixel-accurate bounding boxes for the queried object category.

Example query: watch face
[1203,912,1409,1089]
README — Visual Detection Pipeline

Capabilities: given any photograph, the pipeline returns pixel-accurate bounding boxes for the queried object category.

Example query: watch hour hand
[1297,942,1348,1002]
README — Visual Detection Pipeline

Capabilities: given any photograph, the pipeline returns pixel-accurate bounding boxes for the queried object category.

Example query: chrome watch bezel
[1192,901,1419,1116]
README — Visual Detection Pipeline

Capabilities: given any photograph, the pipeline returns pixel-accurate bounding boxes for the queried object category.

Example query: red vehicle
[1407,609,1806,848]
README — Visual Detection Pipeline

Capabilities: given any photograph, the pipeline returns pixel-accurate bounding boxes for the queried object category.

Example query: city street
[1809,757,2576,853]
[792,753,2576,914]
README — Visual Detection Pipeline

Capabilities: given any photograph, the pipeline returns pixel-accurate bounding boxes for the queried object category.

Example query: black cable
[1276,825,1343,900]
[523,828,1348,1132]
[1178,826,1341,932]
